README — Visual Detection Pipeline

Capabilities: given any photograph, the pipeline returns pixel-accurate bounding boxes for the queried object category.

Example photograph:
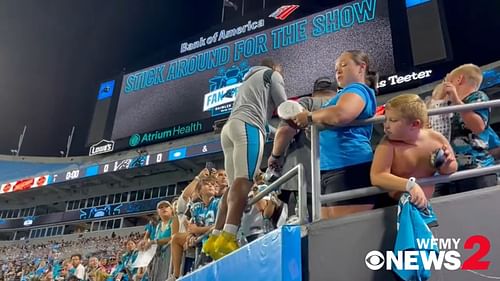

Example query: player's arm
[269,72,287,107]
[271,125,297,157]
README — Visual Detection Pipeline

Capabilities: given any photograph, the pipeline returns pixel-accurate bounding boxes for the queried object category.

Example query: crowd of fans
[0,166,284,281]
[0,233,142,281]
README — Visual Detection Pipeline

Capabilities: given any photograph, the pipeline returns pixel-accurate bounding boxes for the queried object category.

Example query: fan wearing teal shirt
[292,50,378,219]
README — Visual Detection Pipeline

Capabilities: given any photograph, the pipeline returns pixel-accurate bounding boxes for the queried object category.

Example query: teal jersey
[450,91,494,169]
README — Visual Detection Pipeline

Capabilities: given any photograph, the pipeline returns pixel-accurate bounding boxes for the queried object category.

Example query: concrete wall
[307,186,500,281]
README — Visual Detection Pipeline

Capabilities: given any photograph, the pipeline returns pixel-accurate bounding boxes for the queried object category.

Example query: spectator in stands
[205,58,287,259]
[111,239,138,281]
[239,184,267,244]
[426,82,453,140]
[169,198,189,280]
[439,64,496,194]
[169,174,221,279]
[70,254,85,280]
[215,169,229,197]
[190,175,220,236]
[85,256,109,281]
[370,94,458,208]
[176,168,211,220]
[146,200,174,281]
[99,258,112,274]
[239,174,285,243]
[268,76,338,218]
[57,259,73,280]
[292,50,378,219]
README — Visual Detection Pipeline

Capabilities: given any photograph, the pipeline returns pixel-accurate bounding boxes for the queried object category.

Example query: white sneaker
[165,275,176,281]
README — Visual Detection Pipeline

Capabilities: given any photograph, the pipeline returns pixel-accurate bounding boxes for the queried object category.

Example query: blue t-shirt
[190,197,220,227]
[319,83,376,171]
[394,193,438,281]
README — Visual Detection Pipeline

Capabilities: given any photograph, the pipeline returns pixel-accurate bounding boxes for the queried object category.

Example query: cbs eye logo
[365,251,385,270]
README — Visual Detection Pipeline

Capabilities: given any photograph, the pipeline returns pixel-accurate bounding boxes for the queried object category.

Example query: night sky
[0,0,498,157]
[0,0,222,157]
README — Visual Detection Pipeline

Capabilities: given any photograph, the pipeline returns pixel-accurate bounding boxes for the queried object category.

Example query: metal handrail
[341,99,500,127]
[248,164,308,224]
[310,99,500,222]
[319,164,500,204]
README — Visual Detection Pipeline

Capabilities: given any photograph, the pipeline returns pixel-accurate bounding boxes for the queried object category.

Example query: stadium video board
[110,0,396,149]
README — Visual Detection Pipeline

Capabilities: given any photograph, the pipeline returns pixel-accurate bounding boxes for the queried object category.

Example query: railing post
[310,125,322,222]
[297,164,308,224]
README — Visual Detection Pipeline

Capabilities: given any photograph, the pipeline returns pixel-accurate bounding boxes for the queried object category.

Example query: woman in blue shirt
[293,50,378,219]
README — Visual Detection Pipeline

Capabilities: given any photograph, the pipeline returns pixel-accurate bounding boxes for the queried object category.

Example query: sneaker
[213,231,239,259]
[165,275,176,281]
[202,234,219,258]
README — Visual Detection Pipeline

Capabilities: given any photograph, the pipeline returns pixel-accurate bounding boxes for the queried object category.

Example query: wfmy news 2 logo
[365,235,492,271]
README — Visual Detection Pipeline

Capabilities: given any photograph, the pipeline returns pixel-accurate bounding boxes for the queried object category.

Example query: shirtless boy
[370,94,458,208]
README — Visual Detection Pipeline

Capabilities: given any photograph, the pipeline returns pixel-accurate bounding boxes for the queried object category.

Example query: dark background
[0,0,499,157]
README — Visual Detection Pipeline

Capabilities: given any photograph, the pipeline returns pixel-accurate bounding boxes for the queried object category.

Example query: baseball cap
[156,200,172,209]
[313,77,337,92]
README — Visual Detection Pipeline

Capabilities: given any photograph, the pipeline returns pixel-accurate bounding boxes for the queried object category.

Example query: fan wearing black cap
[267,77,338,217]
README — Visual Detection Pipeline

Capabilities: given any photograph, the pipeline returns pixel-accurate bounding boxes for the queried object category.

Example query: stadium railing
[308,99,500,221]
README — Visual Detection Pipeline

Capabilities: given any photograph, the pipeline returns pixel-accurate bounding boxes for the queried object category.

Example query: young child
[426,82,453,140]
[370,94,458,208]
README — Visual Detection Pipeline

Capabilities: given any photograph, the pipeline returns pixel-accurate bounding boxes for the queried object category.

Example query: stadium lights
[224,0,238,10]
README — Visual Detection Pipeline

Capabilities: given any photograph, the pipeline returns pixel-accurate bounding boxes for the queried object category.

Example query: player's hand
[267,154,284,170]
[409,184,428,209]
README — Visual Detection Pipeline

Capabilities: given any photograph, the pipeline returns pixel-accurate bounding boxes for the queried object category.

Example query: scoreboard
[3,139,223,193]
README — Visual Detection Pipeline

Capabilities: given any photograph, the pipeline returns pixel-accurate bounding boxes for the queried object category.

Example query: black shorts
[321,162,376,206]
